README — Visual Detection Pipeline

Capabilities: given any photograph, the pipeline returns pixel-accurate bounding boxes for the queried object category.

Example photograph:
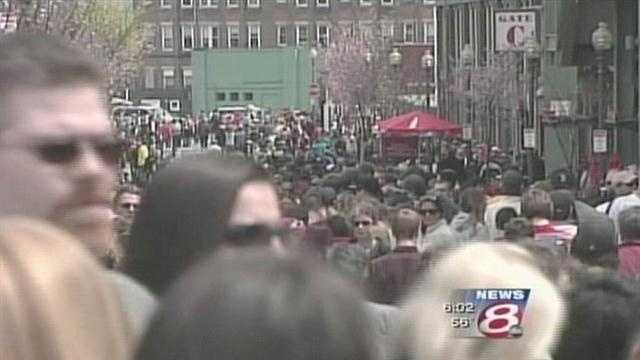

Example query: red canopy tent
[379,111,462,137]
[377,111,462,161]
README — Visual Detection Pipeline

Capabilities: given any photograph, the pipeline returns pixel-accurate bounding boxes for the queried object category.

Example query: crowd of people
[5,32,640,360]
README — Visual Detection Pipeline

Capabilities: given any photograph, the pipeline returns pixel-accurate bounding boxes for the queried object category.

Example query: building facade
[132,0,435,116]
[192,47,313,112]
[436,0,639,174]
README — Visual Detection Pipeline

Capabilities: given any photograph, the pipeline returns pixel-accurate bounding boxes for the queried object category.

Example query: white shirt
[608,193,640,224]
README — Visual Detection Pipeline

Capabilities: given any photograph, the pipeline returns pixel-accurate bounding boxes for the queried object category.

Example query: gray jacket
[450,212,490,241]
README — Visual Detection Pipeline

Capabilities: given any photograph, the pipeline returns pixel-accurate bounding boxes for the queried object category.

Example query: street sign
[593,129,607,153]
[495,10,537,51]
[463,126,472,140]
[523,128,536,149]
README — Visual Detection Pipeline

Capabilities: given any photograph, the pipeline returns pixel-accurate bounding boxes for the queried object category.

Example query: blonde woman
[401,242,566,360]
[0,217,132,360]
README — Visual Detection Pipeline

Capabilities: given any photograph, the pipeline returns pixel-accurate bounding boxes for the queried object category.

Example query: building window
[216,92,226,101]
[161,24,174,51]
[358,21,372,41]
[296,24,308,46]
[182,68,192,87]
[169,99,181,112]
[316,23,330,47]
[277,24,287,46]
[296,0,308,7]
[403,22,416,43]
[230,92,239,101]
[423,21,434,43]
[338,21,354,37]
[182,0,193,8]
[144,67,154,89]
[317,0,329,7]
[247,24,261,48]
[381,21,394,39]
[277,0,287,3]
[244,92,254,101]
[226,0,239,8]
[247,0,260,8]
[381,0,393,6]
[360,0,371,6]
[162,67,175,88]
[201,24,219,48]
[227,24,240,48]
[200,0,219,7]
[181,24,194,51]
[161,0,172,8]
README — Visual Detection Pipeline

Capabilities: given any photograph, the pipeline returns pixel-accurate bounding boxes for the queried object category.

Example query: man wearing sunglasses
[0,34,119,263]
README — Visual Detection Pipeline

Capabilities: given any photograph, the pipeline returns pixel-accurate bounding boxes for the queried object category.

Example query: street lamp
[461,44,474,142]
[310,47,318,83]
[389,48,402,115]
[524,36,541,177]
[389,47,402,67]
[365,50,373,65]
[421,49,434,110]
[591,22,613,183]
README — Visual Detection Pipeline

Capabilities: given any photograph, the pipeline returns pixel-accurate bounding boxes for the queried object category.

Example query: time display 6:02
[443,302,475,314]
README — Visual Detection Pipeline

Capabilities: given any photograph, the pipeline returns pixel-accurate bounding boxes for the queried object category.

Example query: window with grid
[161,0,172,8]
[200,0,219,7]
[247,24,261,48]
[144,67,155,89]
[296,0,308,7]
[423,21,434,43]
[381,0,393,6]
[182,68,192,87]
[230,92,240,101]
[162,68,175,88]
[181,24,194,50]
[360,0,371,6]
[200,24,220,48]
[296,24,308,46]
[182,0,193,8]
[227,0,239,8]
[403,22,415,43]
[381,21,394,39]
[227,24,240,48]
[161,24,174,51]
[317,0,329,7]
[248,0,260,8]
[358,21,372,41]
[277,25,287,46]
[338,21,354,38]
[317,23,330,47]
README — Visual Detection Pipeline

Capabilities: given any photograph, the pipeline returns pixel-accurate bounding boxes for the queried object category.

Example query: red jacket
[618,242,640,278]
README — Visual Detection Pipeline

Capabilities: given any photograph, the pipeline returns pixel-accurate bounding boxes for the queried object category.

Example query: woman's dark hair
[554,271,640,360]
[125,157,266,294]
[137,249,376,360]
[327,215,352,238]
[458,186,486,220]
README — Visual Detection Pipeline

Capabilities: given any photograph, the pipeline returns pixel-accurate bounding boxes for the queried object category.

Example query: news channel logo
[443,288,531,339]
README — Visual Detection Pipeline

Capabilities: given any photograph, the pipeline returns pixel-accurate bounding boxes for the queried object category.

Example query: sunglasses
[224,224,286,245]
[34,138,123,166]
[119,203,139,211]
[419,209,440,216]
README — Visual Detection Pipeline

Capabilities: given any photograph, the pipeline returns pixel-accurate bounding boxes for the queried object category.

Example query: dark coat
[367,245,421,305]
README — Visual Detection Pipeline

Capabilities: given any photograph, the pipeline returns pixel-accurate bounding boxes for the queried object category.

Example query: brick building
[133,0,435,116]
